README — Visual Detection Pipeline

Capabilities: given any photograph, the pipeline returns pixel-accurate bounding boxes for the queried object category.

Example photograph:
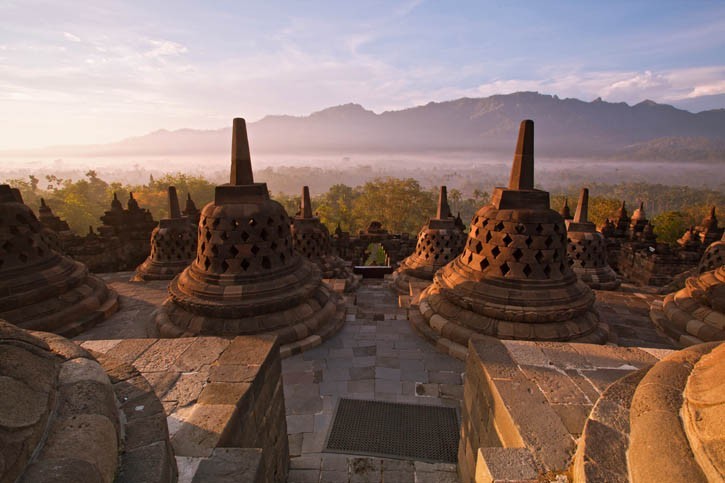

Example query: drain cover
[325,398,459,463]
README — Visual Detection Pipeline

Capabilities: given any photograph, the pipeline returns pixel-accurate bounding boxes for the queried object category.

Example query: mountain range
[5,92,725,161]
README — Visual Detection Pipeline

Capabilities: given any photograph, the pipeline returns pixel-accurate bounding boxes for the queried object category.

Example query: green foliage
[3,170,721,245]
[316,184,357,232]
[273,193,302,217]
[652,211,690,244]
[351,178,435,234]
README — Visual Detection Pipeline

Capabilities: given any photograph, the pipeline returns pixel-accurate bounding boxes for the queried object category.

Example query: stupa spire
[40,198,47,207]
[508,120,534,190]
[230,117,254,185]
[168,186,181,219]
[574,188,589,223]
[301,186,313,218]
[436,186,451,219]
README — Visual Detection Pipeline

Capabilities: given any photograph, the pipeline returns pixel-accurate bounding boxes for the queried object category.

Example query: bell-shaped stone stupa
[0,185,118,335]
[566,187,621,290]
[290,186,359,292]
[154,119,345,356]
[651,233,725,346]
[391,186,466,295]
[412,120,607,359]
[133,186,197,281]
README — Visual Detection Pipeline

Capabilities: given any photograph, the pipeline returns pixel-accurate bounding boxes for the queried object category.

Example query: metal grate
[324,398,459,463]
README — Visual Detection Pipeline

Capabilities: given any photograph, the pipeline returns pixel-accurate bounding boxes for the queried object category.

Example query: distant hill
[4,92,725,161]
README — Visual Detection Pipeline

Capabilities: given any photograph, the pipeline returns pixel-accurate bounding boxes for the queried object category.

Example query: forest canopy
[4,171,722,244]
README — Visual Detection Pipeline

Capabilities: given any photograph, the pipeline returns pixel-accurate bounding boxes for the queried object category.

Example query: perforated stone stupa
[651,234,725,346]
[566,187,621,290]
[0,185,118,336]
[391,186,466,295]
[412,120,607,359]
[133,186,197,281]
[290,186,359,292]
[154,119,345,356]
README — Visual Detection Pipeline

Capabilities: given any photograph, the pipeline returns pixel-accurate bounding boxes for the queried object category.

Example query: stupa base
[1,272,119,337]
[153,284,346,358]
[391,270,433,296]
[410,293,609,360]
[574,266,622,291]
[650,267,725,347]
[131,258,191,282]
[316,255,361,292]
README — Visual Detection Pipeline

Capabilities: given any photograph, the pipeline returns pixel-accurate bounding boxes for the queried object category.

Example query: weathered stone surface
[191,448,263,483]
[392,186,466,295]
[133,186,197,282]
[0,184,118,336]
[416,121,606,360]
[153,120,345,357]
[41,414,118,483]
[474,447,538,483]
[566,188,621,291]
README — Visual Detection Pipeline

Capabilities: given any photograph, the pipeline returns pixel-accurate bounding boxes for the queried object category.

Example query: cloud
[145,40,188,58]
[63,32,81,42]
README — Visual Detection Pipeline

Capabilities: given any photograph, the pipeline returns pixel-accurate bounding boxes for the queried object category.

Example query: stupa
[183,193,201,225]
[391,186,466,295]
[566,188,621,290]
[678,226,703,252]
[698,206,723,245]
[629,201,656,243]
[699,231,725,273]
[559,197,572,220]
[651,233,725,346]
[412,120,607,359]
[154,119,345,356]
[0,185,118,335]
[132,186,197,281]
[290,186,359,292]
[37,198,70,233]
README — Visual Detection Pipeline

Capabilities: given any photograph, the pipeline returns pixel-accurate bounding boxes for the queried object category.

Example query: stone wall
[458,336,669,483]
[80,335,289,483]
[617,243,700,286]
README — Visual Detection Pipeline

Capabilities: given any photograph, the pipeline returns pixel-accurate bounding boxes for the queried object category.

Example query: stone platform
[78,335,288,483]
[69,275,680,482]
[459,336,674,482]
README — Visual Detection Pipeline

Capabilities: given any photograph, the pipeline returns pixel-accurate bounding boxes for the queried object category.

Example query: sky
[1,0,724,150]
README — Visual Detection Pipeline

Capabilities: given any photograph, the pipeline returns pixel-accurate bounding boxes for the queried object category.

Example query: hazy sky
[1,0,724,149]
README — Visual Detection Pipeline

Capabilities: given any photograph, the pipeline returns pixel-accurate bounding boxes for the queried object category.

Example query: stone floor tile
[287,414,314,434]
[375,367,401,380]
[287,469,321,483]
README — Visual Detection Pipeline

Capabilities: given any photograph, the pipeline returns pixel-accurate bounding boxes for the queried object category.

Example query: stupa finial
[508,119,534,190]
[230,118,254,185]
[436,186,451,219]
[574,188,589,223]
[40,198,47,207]
[301,186,313,218]
[168,186,181,219]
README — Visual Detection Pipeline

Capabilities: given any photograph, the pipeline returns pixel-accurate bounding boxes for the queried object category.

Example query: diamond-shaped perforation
[502,233,513,246]
[491,246,500,258]
[500,262,510,276]
[523,264,532,277]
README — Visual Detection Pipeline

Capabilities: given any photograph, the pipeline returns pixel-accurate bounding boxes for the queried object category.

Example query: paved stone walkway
[284,279,463,483]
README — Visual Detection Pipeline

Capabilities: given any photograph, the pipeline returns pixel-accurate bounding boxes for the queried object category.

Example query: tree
[653,211,688,244]
[316,184,358,232]
[351,178,435,234]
